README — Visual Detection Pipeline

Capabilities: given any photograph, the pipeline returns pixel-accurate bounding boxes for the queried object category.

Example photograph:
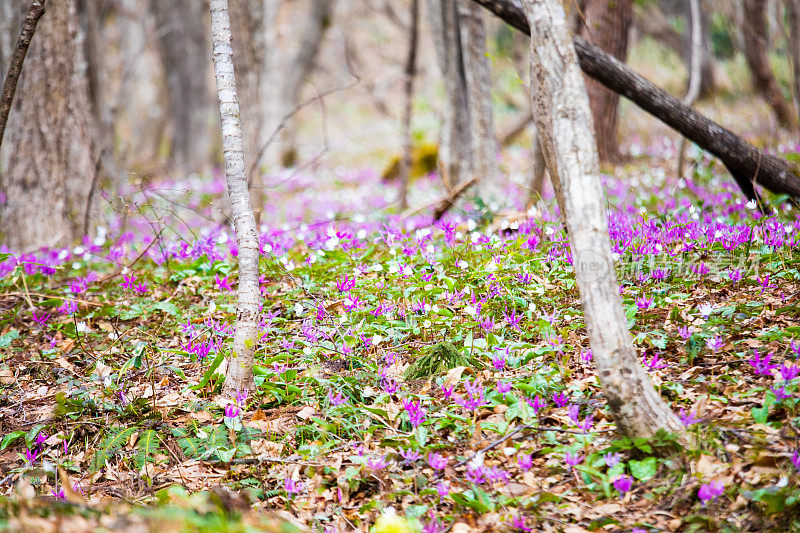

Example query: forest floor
[1,129,800,533]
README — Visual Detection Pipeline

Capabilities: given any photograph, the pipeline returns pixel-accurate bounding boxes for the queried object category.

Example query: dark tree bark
[742,0,796,130]
[783,0,800,128]
[151,0,212,174]
[467,0,800,201]
[0,0,46,150]
[399,0,419,210]
[578,0,632,163]
[0,0,97,251]
[228,0,264,178]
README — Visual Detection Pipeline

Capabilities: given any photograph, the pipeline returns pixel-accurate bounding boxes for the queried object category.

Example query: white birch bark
[459,2,501,204]
[209,0,260,397]
[521,0,684,439]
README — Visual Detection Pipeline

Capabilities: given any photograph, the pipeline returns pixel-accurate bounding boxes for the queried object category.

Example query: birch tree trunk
[742,0,796,130]
[0,0,97,252]
[578,0,632,163]
[785,0,800,127]
[151,0,213,174]
[520,0,684,439]
[427,0,472,190]
[209,0,261,397]
[459,2,500,202]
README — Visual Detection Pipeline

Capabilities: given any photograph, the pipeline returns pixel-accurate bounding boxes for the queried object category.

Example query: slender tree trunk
[520,0,684,439]
[151,0,212,174]
[427,0,473,190]
[228,0,264,180]
[785,0,800,127]
[399,0,419,210]
[742,0,796,129]
[0,0,97,252]
[468,0,800,201]
[0,0,46,150]
[275,0,335,169]
[578,0,632,163]
[209,0,260,397]
[459,2,500,201]
[676,0,702,178]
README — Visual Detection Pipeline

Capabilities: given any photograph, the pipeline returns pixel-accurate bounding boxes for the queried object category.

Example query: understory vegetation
[2,149,799,532]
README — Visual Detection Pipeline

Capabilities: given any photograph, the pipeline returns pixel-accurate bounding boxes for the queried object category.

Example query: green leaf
[629,457,657,481]
[0,329,19,349]
[177,437,204,458]
[191,351,225,390]
[752,405,769,424]
[134,430,159,469]
[0,431,25,450]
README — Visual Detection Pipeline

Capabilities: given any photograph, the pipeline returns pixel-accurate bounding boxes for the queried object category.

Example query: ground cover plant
[1,144,800,532]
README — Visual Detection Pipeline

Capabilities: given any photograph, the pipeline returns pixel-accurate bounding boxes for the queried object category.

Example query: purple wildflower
[510,515,532,532]
[223,404,240,420]
[705,336,724,353]
[120,274,137,290]
[698,481,724,504]
[58,299,78,315]
[580,350,593,364]
[635,296,653,311]
[526,395,546,415]
[564,452,582,468]
[496,380,512,394]
[791,450,800,473]
[214,274,233,292]
[31,311,51,326]
[399,449,421,464]
[367,455,390,471]
[285,478,304,494]
[553,391,569,407]
[779,362,799,381]
[517,453,533,470]
[603,452,621,468]
[402,398,427,427]
[678,408,701,426]
[643,352,667,370]
[465,465,486,484]
[771,385,792,400]
[327,389,346,406]
[613,475,633,495]
[749,350,779,376]
[435,480,449,498]
[428,453,447,470]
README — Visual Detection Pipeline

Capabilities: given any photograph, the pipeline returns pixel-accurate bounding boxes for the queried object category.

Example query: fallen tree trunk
[469,0,800,201]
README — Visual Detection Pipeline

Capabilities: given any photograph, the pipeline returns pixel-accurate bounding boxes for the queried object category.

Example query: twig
[0,0,46,149]
[97,227,164,283]
[401,177,477,220]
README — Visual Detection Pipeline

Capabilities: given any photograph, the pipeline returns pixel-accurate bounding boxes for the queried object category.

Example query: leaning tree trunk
[0,0,45,149]
[742,0,796,130]
[275,0,335,168]
[0,0,98,252]
[459,2,500,201]
[427,0,473,190]
[209,0,260,397]
[785,0,800,128]
[151,0,213,174]
[578,0,632,163]
[468,0,800,201]
[520,0,684,439]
